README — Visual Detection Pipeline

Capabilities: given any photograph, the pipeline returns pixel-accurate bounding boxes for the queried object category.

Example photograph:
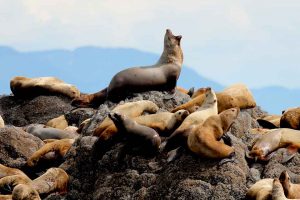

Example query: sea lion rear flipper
[281,145,298,163]
[167,147,184,163]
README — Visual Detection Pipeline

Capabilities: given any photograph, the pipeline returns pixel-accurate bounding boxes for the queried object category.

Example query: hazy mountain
[0,46,298,114]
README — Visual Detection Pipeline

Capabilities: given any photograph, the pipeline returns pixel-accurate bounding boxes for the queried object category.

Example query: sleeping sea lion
[25,125,76,140]
[280,107,300,130]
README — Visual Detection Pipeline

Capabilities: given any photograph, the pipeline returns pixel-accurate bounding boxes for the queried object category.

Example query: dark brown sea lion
[72,29,183,107]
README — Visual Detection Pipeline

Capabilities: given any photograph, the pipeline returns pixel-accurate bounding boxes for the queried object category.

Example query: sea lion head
[279,170,291,196]
[163,29,183,64]
[12,184,40,200]
[202,87,217,107]
[219,107,240,132]
[248,146,269,161]
[174,110,189,121]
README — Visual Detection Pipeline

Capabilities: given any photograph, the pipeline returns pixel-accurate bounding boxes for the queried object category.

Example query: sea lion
[10,76,80,99]
[247,128,300,162]
[12,184,41,200]
[108,112,161,155]
[187,108,240,159]
[161,87,218,151]
[172,84,256,114]
[99,109,189,140]
[279,170,300,199]
[280,107,300,130]
[0,174,32,191]
[0,164,27,179]
[72,29,183,107]
[25,125,76,140]
[46,115,68,130]
[31,168,69,195]
[257,115,281,129]
[27,139,75,167]
[0,115,4,128]
[271,178,299,200]
[246,178,273,200]
[93,100,159,138]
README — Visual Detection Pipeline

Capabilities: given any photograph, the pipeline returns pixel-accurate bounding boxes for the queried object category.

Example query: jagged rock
[0,126,44,167]
[0,95,74,126]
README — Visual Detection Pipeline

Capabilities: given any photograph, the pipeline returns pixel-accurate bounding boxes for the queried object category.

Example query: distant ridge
[0,46,299,114]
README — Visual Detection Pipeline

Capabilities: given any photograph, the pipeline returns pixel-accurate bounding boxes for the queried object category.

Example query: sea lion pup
[0,115,4,128]
[25,125,76,140]
[46,115,68,130]
[12,184,41,200]
[72,29,183,107]
[257,115,281,129]
[172,84,256,114]
[187,108,240,159]
[161,87,218,151]
[27,139,75,167]
[247,128,300,162]
[93,100,159,138]
[280,107,300,130]
[279,170,300,199]
[10,76,80,99]
[246,178,273,200]
[99,109,189,140]
[31,168,69,195]
[108,112,161,155]
[0,164,27,179]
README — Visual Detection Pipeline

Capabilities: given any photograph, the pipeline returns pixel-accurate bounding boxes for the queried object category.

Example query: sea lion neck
[157,47,183,66]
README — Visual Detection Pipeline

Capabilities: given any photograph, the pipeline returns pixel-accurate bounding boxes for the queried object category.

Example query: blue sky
[1,0,300,89]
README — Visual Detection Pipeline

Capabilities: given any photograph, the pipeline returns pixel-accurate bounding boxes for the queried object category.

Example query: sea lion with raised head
[93,100,159,138]
[108,112,161,155]
[10,76,80,99]
[280,107,300,130]
[161,87,218,151]
[72,29,183,107]
[27,139,75,167]
[99,109,189,140]
[187,108,240,159]
[247,128,300,162]
[279,170,300,199]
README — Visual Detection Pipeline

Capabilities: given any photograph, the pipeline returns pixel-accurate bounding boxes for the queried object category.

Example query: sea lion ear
[175,35,182,41]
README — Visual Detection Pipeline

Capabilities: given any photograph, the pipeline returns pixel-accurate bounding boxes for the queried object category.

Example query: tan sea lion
[0,164,27,179]
[99,109,189,140]
[25,125,76,140]
[161,87,218,151]
[257,115,281,129]
[187,108,240,159]
[27,139,75,167]
[172,84,256,114]
[108,112,161,154]
[0,115,4,128]
[271,178,299,200]
[10,76,80,99]
[247,128,300,162]
[280,107,300,130]
[31,168,69,195]
[0,174,32,191]
[279,170,300,199]
[246,178,273,200]
[93,100,159,138]
[12,184,41,200]
[72,29,183,107]
[46,115,68,130]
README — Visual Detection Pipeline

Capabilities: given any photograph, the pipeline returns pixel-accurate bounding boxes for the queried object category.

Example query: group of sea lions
[1,29,299,199]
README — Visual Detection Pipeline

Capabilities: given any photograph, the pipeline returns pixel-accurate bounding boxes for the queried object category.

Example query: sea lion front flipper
[222,133,232,146]
[218,152,236,166]
[281,145,298,163]
[187,87,195,97]
[167,147,184,163]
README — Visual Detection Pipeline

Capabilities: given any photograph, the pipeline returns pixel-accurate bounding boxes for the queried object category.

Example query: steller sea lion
[246,178,273,200]
[108,112,161,155]
[27,139,75,167]
[12,184,41,200]
[0,115,4,128]
[247,128,300,162]
[46,115,68,130]
[0,174,32,192]
[280,107,300,130]
[161,87,218,151]
[271,178,300,200]
[10,76,80,99]
[98,109,189,141]
[172,84,256,114]
[72,29,183,107]
[257,115,281,129]
[25,125,76,140]
[93,100,159,138]
[279,170,300,199]
[187,108,240,159]
[0,164,27,179]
